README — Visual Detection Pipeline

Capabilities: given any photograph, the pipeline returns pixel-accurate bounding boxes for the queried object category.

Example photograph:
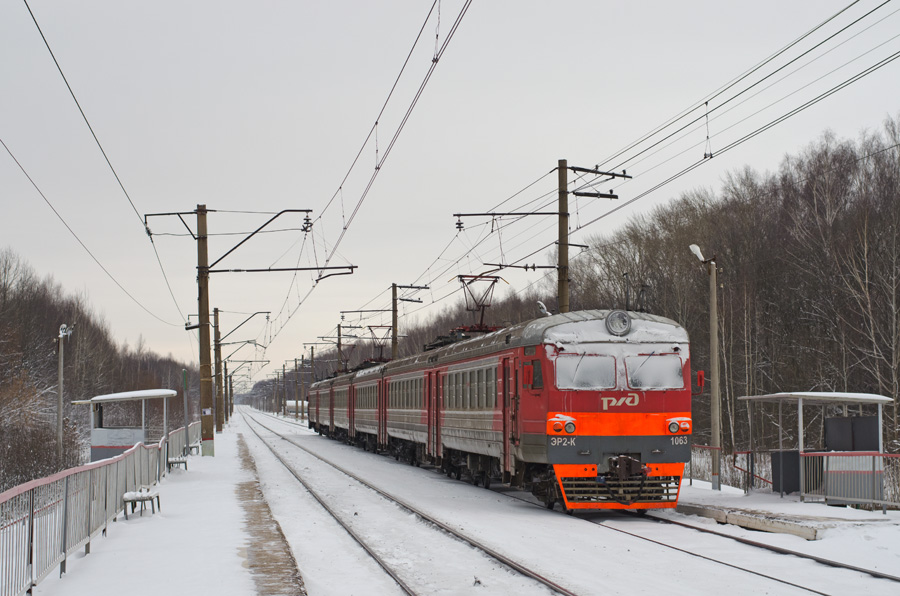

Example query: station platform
[670,480,900,541]
[30,427,291,596]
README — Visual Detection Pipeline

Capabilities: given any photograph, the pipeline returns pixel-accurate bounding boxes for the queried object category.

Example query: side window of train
[463,371,470,410]
[477,369,484,409]
[488,368,496,408]
[531,360,543,389]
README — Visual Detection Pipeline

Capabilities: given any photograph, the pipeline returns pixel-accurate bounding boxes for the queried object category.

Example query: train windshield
[625,354,684,389]
[555,354,616,390]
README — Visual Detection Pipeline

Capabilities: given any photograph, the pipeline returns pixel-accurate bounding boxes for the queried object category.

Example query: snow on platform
[673,480,900,540]
[32,429,258,596]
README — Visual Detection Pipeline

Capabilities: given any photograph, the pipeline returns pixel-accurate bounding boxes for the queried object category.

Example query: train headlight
[605,310,632,336]
[668,421,680,434]
[564,421,576,434]
[553,422,563,433]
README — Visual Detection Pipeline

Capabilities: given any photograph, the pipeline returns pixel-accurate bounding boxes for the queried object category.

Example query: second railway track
[242,410,573,596]
[249,409,899,596]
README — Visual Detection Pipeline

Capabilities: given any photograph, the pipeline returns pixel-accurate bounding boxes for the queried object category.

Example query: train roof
[312,310,687,388]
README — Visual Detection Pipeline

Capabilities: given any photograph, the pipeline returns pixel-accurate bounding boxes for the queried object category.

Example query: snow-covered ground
[31,409,900,595]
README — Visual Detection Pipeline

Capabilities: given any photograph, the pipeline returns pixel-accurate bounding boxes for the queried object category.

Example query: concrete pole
[294,358,299,420]
[392,283,399,359]
[557,159,569,314]
[182,369,189,456]
[282,364,287,417]
[337,324,343,373]
[300,355,307,421]
[709,258,721,490]
[223,360,229,423]
[57,325,66,463]
[197,204,215,456]
[214,308,224,432]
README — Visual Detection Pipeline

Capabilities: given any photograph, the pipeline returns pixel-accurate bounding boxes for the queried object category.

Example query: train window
[488,368,496,407]
[555,354,616,390]
[625,355,684,389]
[459,371,466,409]
[531,360,544,389]
[466,371,471,409]
[476,369,484,409]
[450,373,456,409]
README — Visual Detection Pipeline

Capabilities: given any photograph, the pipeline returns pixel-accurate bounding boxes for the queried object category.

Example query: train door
[329,387,335,434]
[427,371,441,462]
[313,388,320,428]
[511,357,520,446]
[378,379,387,450]
[502,358,512,478]
[349,384,356,440]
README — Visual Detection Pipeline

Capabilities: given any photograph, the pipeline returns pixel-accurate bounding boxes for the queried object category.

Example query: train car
[308,378,332,434]
[307,309,694,512]
[353,366,382,451]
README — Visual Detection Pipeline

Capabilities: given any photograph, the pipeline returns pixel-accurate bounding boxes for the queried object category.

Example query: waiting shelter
[74,389,177,461]
[738,391,892,508]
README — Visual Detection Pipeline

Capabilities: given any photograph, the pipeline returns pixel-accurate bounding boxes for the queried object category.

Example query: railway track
[241,410,573,596]
[246,410,897,595]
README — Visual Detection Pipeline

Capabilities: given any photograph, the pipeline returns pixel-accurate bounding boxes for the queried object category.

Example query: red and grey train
[308,309,695,511]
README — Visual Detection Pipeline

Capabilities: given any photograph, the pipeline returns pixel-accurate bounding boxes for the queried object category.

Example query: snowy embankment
[245,410,900,596]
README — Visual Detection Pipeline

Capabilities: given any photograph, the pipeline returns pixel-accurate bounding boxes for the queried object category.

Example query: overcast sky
[2,0,898,391]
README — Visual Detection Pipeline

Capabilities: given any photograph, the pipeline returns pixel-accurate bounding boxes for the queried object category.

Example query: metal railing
[801,452,900,512]
[688,445,774,491]
[0,421,200,596]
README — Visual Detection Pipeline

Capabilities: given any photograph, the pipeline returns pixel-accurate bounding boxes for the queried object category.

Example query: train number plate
[550,436,576,447]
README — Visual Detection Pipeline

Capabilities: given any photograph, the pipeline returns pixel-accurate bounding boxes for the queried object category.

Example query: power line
[1,135,180,327]
[22,0,190,326]
[596,0,878,172]
[259,1,474,364]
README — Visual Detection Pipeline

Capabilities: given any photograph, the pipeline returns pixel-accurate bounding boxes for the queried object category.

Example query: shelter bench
[123,488,160,519]
[167,456,188,472]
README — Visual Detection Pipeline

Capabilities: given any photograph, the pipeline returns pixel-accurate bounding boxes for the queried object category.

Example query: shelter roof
[73,389,177,405]
[737,391,892,406]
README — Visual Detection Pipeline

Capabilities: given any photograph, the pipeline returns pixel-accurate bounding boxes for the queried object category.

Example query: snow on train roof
[310,310,687,387]
[528,310,688,346]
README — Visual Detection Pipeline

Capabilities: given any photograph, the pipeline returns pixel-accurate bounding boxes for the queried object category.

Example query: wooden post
[197,205,214,456]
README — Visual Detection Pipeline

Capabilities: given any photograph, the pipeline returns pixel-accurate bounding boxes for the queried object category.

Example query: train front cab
[542,311,692,511]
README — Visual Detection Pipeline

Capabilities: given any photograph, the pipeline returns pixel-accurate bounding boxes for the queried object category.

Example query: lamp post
[690,244,721,491]
[57,323,74,463]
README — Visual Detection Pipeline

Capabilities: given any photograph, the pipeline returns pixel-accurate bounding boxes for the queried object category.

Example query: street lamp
[57,323,74,463]
[690,244,721,491]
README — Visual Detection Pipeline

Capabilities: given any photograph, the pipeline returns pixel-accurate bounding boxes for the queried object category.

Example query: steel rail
[641,514,900,584]
[492,481,891,594]
[253,410,894,594]
[240,412,417,596]
[593,519,830,596]
[243,410,579,596]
